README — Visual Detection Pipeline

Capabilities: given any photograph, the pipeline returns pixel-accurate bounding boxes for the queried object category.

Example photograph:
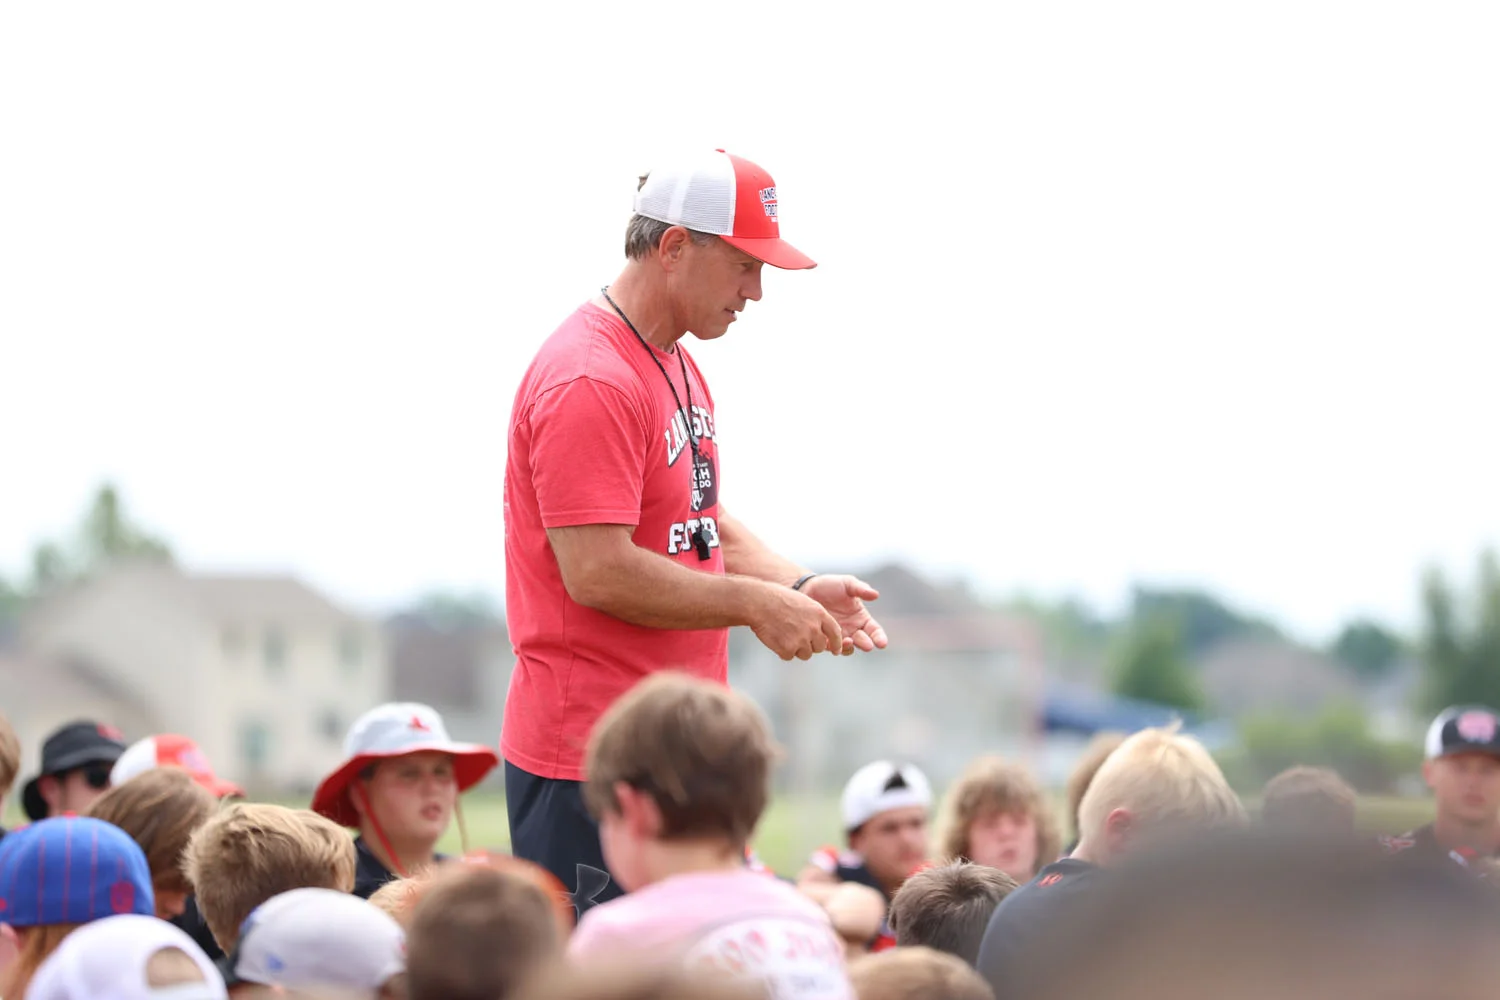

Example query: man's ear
[613,782,663,839]
[1422,759,1437,791]
[657,226,693,269]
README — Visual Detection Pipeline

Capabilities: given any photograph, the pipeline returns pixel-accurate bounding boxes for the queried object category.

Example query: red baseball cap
[633,149,817,271]
[111,734,245,800]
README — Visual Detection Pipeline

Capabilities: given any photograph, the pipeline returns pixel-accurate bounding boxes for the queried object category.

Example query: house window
[241,721,270,772]
[338,628,362,675]
[319,710,343,743]
[263,628,287,674]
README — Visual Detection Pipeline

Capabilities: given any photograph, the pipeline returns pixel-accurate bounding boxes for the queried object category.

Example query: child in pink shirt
[568,672,854,1000]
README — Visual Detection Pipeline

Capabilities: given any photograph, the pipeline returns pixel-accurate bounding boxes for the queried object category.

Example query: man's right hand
[748,584,845,661]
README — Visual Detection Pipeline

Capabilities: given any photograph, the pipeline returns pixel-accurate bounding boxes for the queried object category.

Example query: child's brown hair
[510,960,768,1000]
[1064,731,1128,845]
[934,755,1061,873]
[405,864,563,1000]
[582,672,779,845]
[889,861,1018,966]
[847,946,994,1000]
[86,766,218,898]
[182,802,356,950]
[1260,766,1357,834]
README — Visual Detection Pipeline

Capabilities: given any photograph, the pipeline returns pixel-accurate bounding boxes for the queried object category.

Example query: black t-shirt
[171,895,224,961]
[353,836,450,899]
[976,858,1105,999]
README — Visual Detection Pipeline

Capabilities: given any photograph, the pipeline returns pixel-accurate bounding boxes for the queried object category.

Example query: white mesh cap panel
[633,150,737,236]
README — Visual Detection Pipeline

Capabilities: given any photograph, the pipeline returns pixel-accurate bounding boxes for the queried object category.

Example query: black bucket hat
[21,720,127,821]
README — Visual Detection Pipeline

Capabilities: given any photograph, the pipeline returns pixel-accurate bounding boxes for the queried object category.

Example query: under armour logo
[562,864,612,919]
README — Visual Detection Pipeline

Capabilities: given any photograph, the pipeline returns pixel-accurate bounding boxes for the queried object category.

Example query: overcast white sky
[3,2,1496,643]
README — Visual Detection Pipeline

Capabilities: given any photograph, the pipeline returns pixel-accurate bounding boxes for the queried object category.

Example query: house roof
[24,561,368,630]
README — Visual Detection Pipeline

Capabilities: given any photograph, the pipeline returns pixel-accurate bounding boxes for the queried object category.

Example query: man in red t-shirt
[502,149,888,914]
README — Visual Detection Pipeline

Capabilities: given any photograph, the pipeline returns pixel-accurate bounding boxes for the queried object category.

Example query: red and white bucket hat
[112,733,246,799]
[311,702,499,828]
[633,149,817,271]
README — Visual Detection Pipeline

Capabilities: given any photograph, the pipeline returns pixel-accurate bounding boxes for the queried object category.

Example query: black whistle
[691,530,711,561]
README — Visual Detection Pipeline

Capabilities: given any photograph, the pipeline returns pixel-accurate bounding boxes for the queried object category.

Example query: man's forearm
[575,543,776,630]
[717,508,807,586]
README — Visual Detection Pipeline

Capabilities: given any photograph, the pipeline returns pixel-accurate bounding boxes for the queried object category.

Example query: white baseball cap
[841,760,933,832]
[27,914,226,1000]
[634,149,817,270]
[222,887,407,992]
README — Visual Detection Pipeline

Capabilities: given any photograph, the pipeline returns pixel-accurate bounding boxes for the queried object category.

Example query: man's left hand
[798,575,888,654]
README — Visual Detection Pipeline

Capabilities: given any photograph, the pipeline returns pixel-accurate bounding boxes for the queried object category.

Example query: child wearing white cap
[218,888,407,998]
[310,702,499,899]
[25,914,226,1000]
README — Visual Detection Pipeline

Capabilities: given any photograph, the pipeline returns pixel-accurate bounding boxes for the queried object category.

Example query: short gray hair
[624,214,716,261]
[624,171,716,260]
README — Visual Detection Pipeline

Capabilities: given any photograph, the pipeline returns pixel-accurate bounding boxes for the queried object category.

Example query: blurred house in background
[385,612,509,789]
[16,562,389,793]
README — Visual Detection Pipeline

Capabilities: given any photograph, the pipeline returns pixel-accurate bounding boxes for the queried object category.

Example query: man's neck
[601,266,685,352]
[1433,813,1500,855]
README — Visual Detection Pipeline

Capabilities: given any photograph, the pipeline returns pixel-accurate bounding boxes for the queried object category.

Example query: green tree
[1129,585,1280,656]
[1110,613,1205,713]
[25,483,174,595]
[1329,618,1405,681]
[1418,549,1500,714]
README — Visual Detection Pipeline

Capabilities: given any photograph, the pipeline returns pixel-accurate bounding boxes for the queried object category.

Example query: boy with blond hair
[569,672,854,999]
[182,802,357,952]
[847,946,994,1000]
[975,723,1245,999]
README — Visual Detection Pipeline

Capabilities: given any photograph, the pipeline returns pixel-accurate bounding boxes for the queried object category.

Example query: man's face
[42,762,113,816]
[850,805,929,891]
[668,236,764,340]
[1424,752,1500,825]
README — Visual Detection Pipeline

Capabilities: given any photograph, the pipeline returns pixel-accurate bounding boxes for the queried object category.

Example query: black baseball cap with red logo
[1424,705,1500,761]
[21,720,128,821]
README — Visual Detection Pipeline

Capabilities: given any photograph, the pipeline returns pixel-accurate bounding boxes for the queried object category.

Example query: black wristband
[792,573,818,591]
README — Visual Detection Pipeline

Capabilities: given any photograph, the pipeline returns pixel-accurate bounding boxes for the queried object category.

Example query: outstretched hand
[798,575,888,654]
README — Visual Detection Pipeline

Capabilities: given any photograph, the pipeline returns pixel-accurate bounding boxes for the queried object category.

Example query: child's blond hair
[182,802,356,950]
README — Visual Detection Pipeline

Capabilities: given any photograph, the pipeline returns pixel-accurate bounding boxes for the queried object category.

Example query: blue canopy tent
[1040,683,1233,749]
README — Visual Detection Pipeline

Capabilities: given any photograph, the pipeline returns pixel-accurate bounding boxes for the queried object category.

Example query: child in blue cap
[0,815,155,997]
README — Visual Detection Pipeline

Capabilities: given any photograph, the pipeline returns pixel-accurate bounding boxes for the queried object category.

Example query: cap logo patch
[409,715,431,733]
[98,724,123,741]
[1457,712,1497,743]
[759,187,777,219]
[180,748,210,772]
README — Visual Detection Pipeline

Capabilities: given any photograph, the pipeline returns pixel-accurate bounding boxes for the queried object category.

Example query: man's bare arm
[717,507,808,586]
[546,524,842,660]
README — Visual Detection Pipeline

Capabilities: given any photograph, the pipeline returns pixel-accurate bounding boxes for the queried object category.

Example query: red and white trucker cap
[112,734,245,799]
[634,149,817,271]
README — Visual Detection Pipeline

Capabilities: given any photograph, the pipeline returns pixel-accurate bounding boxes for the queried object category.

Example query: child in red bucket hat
[310,702,498,899]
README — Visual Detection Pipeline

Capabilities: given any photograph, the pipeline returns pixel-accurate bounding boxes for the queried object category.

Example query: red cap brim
[721,235,817,271]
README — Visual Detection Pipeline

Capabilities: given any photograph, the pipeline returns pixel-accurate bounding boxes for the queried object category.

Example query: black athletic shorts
[505,760,624,919]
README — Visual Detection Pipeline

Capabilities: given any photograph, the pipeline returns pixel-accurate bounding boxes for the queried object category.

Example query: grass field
[346,791,1441,876]
[7,791,1438,877]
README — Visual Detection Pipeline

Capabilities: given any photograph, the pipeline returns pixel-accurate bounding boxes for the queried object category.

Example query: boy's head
[935,756,1060,880]
[182,803,357,951]
[511,960,768,1000]
[1064,731,1127,847]
[405,863,564,1000]
[0,711,20,808]
[847,946,994,1000]
[367,874,432,929]
[841,761,932,894]
[888,861,1018,966]
[1074,723,1245,867]
[222,888,406,999]
[583,672,779,891]
[26,913,226,1000]
[86,765,219,921]
[1259,766,1357,836]
[21,720,127,821]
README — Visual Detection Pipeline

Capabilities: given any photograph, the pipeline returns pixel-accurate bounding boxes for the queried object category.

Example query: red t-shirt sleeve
[527,375,650,529]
